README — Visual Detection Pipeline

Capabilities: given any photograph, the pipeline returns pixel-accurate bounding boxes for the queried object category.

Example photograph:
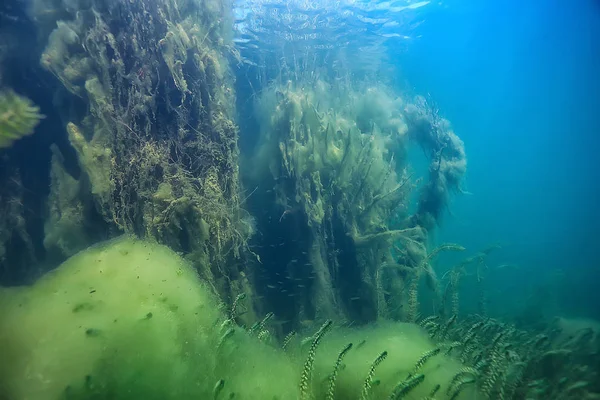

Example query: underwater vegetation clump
[0,0,258,307]
[245,81,466,326]
[418,314,600,400]
[402,95,467,231]
[0,89,44,149]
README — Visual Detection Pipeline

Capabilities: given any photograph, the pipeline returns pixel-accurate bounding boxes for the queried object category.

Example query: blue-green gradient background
[393,0,600,319]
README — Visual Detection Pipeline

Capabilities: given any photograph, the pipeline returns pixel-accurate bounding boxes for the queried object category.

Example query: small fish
[241,59,258,67]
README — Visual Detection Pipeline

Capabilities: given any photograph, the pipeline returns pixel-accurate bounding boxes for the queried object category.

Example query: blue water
[393,0,600,317]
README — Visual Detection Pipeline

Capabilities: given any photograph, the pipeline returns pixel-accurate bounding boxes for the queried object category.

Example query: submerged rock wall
[0,0,257,310]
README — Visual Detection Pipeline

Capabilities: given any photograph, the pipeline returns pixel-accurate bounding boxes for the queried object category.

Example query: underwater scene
[0,0,599,399]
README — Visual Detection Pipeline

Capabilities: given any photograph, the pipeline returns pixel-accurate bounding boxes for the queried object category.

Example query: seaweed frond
[408,347,441,378]
[438,314,457,340]
[248,312,273,335]
[326,343,352,400]
[406,270,420,322]
[230,292,246,321]
[0,89,44,149]
[418,315,440,329]
[447,367,478,396]
[360,351,388,400]
[300,320,333,400]
[282,330,297,351]
[388,374,425,400]
[427,384,441,398]
[448,376,476,400]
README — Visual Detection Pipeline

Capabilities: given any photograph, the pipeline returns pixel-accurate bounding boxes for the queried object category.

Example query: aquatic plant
[439,244,498,319]
[29,0,253,311]
[409,347,441,377]
[0,89,43,149]
[43,145,102,259]
[360,350,388,400]
[300,320,333,399]
[403,95,467,231]
[245,80,467,327]
[0,88,46,271]
[406,243,465,322]
[389,373,425,399]
[0,89,44,271]
[420,312,600,400]
[326,343,353,400]
[0,165,37,275]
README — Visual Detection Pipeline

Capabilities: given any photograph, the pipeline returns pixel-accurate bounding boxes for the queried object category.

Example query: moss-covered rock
[0,236,298,400]
[310,322,478,400]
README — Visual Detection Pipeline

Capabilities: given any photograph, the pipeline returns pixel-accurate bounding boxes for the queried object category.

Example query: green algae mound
[0,236,478,400]
[0,236,298,400]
